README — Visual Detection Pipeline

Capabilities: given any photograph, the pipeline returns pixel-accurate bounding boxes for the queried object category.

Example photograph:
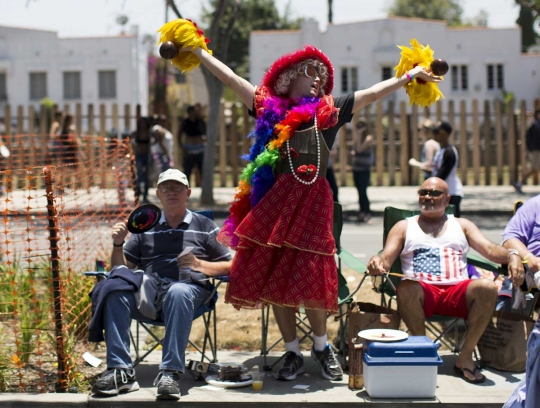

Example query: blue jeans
[103,283,209,373]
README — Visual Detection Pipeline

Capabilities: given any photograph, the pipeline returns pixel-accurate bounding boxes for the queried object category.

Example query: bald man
[368,177,523,384]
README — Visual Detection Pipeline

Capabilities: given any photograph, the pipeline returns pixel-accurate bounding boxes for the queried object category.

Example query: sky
[0,0,522,39]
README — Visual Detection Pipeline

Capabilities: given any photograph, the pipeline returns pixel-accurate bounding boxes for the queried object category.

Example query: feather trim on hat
[262,45,334,96]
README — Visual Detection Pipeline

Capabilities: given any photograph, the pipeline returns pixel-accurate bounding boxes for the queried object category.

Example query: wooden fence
[1,97,539,187]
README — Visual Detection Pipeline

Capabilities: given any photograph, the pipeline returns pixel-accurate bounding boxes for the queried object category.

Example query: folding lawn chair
[374,206,506,353]
[85,209,227,372]
[260,202,368,370]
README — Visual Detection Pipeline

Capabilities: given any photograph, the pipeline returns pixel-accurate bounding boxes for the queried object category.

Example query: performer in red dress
[160,20,441,382]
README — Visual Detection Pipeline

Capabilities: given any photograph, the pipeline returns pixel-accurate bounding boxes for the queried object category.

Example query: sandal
[453,365,485,384]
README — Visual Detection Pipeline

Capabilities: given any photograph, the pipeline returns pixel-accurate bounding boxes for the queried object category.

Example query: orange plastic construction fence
[0,134,136,392]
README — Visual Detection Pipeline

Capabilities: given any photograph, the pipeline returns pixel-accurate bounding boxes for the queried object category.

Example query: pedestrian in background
[131,116,152,204]
[513,109,540,194]
[151,114,174,173]
[178,106,206,187]
[408,119,440,180]
[351,120,374,223]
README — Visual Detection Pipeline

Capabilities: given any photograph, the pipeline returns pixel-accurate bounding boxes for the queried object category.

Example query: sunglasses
[159,185,185,193]
[299,64,320,79]
[418,189,445,197]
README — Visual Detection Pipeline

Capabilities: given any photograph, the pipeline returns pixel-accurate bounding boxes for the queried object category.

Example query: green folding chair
[260,202,368,370]
[374,206,505,352]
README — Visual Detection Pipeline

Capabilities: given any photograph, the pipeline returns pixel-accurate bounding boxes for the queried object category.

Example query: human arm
[111,222,136,268]
[420,140,439,172]
[434,147,456,180]
[177,122,187,155]
[458,218,524,286]
[352,133,373,155]
[191,48,255,109]
[49,122,60,139]
[504,238,540,273]
[367,220,408,275]
[352,66,440,113]
[502,199,540,272]
[154,129,169,157]
[177,253,231,277]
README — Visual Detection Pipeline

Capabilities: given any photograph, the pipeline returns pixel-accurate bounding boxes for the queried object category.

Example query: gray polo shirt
[124,210,232,284]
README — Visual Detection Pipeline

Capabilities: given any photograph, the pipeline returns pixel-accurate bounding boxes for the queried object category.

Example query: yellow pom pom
[157,19,213,73]
[394,38,444,107]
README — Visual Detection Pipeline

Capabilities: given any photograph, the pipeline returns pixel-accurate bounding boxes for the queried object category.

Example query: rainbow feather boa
[218,90,337,248]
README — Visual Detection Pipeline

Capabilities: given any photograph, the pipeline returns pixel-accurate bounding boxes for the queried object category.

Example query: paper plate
[358,329,408,342]
[127,204,161,234]
[0,145,10,158]
[205,374,253,388]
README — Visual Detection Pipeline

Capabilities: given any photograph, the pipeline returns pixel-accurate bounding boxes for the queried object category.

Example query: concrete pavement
[2,184,536,406]
[0,349,524,407]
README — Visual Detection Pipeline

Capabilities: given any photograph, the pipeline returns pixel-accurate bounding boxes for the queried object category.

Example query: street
[216,214,513,265]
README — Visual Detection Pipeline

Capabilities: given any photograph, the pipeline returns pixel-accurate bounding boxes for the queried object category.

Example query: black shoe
[512,182,524,194]
[154,370,181,400]
[311,344,343,381]
[276,351,305,381]
[92,368,139,396]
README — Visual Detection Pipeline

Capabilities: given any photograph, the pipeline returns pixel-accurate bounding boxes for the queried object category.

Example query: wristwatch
[507,249,521,259]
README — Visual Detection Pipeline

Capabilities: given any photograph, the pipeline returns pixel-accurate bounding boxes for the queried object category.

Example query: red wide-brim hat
[261,45,334,96]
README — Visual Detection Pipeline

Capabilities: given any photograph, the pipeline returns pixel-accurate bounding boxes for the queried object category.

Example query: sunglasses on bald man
[418,189,446,197]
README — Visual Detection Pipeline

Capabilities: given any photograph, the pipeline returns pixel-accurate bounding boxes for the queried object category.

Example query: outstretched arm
[352,66,440,113]
[192,48,256,109]
[367,220,407,275]
[458,218,524,286]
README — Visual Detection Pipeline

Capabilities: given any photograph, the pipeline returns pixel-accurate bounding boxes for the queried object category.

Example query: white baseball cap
[156,169,189,187]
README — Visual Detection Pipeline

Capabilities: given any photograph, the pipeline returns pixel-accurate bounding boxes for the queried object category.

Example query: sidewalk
[185,184,540,217]
[0,349,523,407]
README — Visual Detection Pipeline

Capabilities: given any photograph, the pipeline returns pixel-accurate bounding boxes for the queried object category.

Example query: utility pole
[328,0,333,24]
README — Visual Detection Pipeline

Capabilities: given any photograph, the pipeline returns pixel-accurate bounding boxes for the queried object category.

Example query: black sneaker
[512,182,524,194]
[92,368,139,396]
[311,344,343,381]
[276,351,305,381]
[154,370,181,400]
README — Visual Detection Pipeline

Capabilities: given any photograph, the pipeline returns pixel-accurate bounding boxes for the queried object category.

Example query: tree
[195,0,300,204]
[515,1,540,51]
[468,9,489,27]
[165,0,300,204]
[387,0,464,26]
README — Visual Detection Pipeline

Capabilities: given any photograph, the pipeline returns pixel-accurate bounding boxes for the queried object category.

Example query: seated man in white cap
[90,169,232,400]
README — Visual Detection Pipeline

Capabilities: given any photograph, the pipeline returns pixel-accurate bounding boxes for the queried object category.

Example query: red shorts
[418,280,472,319]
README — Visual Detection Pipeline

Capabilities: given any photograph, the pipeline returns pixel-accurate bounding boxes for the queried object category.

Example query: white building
[0,24,148,117]
[250,17,540,111]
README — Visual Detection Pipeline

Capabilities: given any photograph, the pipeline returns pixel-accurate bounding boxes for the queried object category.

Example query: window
[497,64,504,89]
[98,70,116,98]
[487,64,504,90]
[63,71,81,99]
[450,65,468,91]
[381,66,392,81]
[461,66,468,91]
[340,67,358,93]
[29,72,47,100]
[0,72,6,101]
[451,66,458,91]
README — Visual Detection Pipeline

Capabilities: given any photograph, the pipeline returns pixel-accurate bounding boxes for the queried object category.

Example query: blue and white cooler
[362,334,443,398]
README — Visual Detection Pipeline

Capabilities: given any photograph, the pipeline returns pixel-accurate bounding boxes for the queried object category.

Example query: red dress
[224,125,338,312]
